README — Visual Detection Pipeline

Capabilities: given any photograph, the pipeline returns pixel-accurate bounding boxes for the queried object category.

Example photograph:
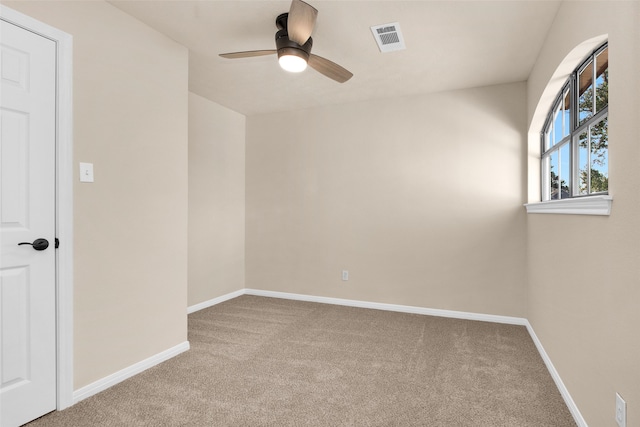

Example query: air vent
[370,22,406,53]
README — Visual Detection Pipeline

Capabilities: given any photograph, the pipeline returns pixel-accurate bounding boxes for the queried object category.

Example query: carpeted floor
[28,295,576,426]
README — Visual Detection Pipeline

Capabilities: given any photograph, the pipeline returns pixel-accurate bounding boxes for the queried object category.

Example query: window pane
[595,47,608,113]
[560,143,570,198]
[550,150,559,200]
[578,131,589,195]
[553,105,563,145]
[542,155,550,201]
[544,128,551,151]
[590,117,608,193]
[579,60,594,125]
[563,89,571,138]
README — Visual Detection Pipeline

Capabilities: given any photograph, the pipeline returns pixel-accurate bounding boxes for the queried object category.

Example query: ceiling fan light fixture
[278,51,308,72]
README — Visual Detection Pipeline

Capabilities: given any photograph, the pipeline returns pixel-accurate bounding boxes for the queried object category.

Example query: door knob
[18,238,49,251]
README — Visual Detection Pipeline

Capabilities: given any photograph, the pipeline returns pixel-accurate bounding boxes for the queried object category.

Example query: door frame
[0,5,74,410]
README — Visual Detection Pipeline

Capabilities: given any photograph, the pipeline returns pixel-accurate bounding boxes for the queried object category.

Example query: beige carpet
[28,295,576,426]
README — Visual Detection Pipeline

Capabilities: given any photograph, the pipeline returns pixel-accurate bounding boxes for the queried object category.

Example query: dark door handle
[18,238,49,251]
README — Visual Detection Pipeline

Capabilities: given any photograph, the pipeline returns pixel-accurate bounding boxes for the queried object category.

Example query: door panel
[1,108,29,227]
[0,19,57,427]
[1,266,30,387]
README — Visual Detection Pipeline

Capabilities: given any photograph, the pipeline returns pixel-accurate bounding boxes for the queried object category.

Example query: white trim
[187,289,245,314]
[244,289,528,326]
[72,341,190,404]
[0,5,75,410]
[54,19,74,413]
[525,321,587,427]
[524,195,612,216]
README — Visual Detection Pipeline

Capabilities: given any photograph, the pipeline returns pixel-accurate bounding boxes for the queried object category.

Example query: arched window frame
[540,42,608,201]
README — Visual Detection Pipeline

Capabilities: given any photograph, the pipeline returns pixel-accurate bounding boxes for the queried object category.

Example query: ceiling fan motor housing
[276,30,312,62]
[275,12,312,62]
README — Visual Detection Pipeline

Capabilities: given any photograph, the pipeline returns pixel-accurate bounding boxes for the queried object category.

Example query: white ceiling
[109,1,561,116]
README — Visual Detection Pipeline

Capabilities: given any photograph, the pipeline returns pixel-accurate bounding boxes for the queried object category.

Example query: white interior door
[1,19,57,427]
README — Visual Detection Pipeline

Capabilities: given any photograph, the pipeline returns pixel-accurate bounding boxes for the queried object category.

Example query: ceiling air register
[370,22,406,53]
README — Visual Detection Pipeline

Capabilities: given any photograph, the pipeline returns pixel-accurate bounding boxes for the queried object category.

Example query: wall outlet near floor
[616,392,626,427]
[341,270,349,281]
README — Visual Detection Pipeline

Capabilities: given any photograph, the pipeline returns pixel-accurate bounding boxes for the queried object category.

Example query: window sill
[524,195,612,216]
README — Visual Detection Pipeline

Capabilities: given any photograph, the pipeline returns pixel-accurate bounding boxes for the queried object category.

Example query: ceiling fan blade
[287,0,318,46]
[219,50,276,59]
[308,54,353,83]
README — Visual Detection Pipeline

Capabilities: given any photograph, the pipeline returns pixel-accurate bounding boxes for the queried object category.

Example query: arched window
[541,43,608,200]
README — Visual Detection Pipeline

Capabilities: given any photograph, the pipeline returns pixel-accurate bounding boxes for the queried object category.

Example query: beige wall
[4,1,189,389]
[188,93,245,306]
[526,2,640,426]
[246,83,528,317]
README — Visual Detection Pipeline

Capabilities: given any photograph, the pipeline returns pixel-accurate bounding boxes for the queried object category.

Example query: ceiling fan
[219,0,353,83]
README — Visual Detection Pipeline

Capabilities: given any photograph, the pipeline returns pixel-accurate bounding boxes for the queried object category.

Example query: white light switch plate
[79,162,94,182]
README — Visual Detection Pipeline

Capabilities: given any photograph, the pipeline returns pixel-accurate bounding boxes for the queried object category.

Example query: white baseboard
[525,321,587,427]
[187,289,244,314]
[244,288,528,326]
[72,341,190,404]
